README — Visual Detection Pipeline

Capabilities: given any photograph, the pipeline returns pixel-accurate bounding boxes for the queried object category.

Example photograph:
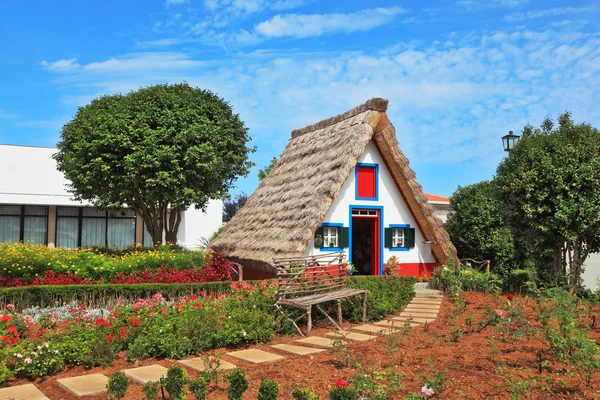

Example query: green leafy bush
[433,267,502,294]
[329,386,358,400]
[344,276,416,322]
[225,369,248,400]
[106,371,129,400]
[142,381,159,400]
[163,366,189,400]
[506,269,536,292]
[258,378,279,400]
[292,387,321,400]
[189,372,211,400]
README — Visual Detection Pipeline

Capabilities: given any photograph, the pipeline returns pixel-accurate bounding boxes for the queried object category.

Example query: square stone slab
[351,324,398,335]
[57,374,109,397]
[400,311,438,318]
[178,357,237,372]
[123,364,168,384]
[270,344,326,355]
[295,336,345,348]
[405,304,440,311]
[325,330,376,341]
[0,384,48,400]
[227,349,284,364]
[374,319,419,328]
[410,300,442,305]
[393,316,436,323]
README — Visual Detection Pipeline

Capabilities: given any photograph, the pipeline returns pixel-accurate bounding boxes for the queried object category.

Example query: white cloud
[166,0,187,6]
[457,0,529,10]
[0,110,17,119]
[40,58,81,72]
[255,7,406,38]
[504,7,595,22]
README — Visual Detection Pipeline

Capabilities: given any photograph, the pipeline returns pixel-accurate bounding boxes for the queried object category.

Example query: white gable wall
[304,141,436,274]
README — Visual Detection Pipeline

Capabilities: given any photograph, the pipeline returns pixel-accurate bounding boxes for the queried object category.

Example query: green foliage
[257,378,279,400]
[495,112,600,288]
[188,372,211,400]
[344,276,415,322]
[142,381,159,400]
[0,243,205,283]
[291,387,321,400]
[0,281,233,311]
[225,368,249,400]
[446,181,516,278]
[0,361,12,387]
[163,366,189,400]
[8,341,63,379]
[223,192,248,223]
[257,157,278,182]
[432,267,502,294]
[106,371,129,400]
[329,386,358,400]
[54,83,255,245]
[506,269,536,292]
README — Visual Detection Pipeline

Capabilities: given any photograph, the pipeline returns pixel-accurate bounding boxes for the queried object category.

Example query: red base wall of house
[396,263,438,278]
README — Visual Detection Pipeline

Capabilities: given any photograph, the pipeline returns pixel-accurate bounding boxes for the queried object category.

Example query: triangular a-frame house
[213,98,457,279]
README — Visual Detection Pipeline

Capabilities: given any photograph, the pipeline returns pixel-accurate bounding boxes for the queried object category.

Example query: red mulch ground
[8,292,600,399]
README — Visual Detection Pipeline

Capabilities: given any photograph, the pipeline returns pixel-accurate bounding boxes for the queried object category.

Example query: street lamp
[502,130,521,152]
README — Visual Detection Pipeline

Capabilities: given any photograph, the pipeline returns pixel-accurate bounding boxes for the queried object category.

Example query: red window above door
[356,163,378,200]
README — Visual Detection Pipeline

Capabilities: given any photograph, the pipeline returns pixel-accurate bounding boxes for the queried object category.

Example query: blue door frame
[348,205,384,275]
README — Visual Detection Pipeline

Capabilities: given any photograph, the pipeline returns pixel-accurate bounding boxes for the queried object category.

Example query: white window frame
[323,226,339,248]
[392,228,405,248]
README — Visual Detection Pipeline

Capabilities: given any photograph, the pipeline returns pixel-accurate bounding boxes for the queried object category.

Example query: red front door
[351,209,380,275]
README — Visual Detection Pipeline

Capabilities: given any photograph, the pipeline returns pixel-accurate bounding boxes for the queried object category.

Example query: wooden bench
[274,251,369,336]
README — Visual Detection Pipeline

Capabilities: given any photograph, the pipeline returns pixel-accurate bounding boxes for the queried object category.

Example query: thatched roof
[212,98,457,272]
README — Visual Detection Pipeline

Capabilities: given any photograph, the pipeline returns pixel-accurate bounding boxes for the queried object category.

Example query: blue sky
[1,0,599,197]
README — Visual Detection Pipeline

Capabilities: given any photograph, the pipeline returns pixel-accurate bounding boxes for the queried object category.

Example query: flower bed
[0,276,416,385]
[0,243,206,285]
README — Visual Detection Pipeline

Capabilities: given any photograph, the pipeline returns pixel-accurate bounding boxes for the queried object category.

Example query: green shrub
[225,369,249,400]
[106,371,129,400]
[291,387,321,400]
[329,386,358,400]
[0,281,233,311]
[142,381,159,400]
[163,366,189,400]
[189,372,211,400]
[344,276,416,322]
[433,267,502,294]
[506,269,536,292]
[0,361,12,387]
[257,378,279,400]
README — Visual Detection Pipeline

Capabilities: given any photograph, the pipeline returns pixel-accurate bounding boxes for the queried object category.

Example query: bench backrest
[274,251,348,300]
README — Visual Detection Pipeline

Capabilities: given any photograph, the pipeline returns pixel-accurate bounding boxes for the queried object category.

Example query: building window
[385,225,415,250]
[56,207,135,249]
[355,163,378,200]
[323,226,339,248]
[0,205,48,245]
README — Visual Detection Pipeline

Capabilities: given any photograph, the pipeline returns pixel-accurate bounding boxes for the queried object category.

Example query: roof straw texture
[212,98,456,271]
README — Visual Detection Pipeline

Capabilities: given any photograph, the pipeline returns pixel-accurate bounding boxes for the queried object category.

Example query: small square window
[392,228,405,248]
[323,226,339,248]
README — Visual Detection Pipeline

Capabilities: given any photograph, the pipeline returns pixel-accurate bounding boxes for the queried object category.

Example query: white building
[0,144,222,249]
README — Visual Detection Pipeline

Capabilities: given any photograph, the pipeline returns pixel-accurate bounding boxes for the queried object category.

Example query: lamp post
[502,130,521,152]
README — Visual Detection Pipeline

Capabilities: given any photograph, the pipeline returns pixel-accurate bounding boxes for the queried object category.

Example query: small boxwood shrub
[344,276,416,322]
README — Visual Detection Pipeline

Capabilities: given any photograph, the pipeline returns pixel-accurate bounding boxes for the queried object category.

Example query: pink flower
[149,312,155,317]
[50,317,57,324]
[494,309,503,317]
[85,322,92,328]
[24,357,32,364]
[421,385,435,397]
[6,304,14,310]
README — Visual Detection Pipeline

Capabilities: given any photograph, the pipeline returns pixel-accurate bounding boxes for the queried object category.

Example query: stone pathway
[0,284,443,399]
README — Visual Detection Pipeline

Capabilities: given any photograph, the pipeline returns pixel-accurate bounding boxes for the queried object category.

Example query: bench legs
[307,305,312,336]
[337,299,343,329]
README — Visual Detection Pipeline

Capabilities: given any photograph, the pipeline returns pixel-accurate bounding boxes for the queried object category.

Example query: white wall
[582,254,600,291]
[304,141,436,270]
[177,201,223,249]
[0,144,223,249]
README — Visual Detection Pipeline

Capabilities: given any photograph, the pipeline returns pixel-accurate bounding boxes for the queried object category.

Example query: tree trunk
[554,242,563,278]
[165,207,182,245]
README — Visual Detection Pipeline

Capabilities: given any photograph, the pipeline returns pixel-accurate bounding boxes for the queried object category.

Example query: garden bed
[4,291,600,399]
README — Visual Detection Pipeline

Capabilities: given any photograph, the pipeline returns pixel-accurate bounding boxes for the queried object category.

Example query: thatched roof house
[213,98,456,278]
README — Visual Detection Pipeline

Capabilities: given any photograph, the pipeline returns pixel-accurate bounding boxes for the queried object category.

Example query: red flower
[11,337,18,344]
[95,318,111,327]
[113,311,119,317]
[193,303,200,308]
[0,335,10,343]
[107,331,113,343]
[335,379,349,388]
[7,325,18,335]
[130,318,140,327]
[0,315,13,322]
[118,327,127,339]
[506,294,514,301]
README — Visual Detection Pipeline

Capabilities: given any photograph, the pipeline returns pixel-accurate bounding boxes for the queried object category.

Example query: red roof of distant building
[425,193,450,203]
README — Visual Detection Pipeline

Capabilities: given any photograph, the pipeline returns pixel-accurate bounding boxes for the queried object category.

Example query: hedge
[0,281,233,310]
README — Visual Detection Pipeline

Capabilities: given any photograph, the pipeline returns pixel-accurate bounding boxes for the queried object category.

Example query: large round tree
[54,83,254,247]
[495,112,600,288]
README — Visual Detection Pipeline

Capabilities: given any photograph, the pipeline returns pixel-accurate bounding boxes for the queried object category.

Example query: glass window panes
[82,208,107,217]
[23,216,47,244]
[0,205,21,215]
[81,218,106,247]
[57,207,80,216]
[24,206,48,216]
[0,216,20,243]
[56,218,79,249]
[323,226,339,248]
[143,223,155,247]
[392,228,405,248]
[107,218,135,248]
